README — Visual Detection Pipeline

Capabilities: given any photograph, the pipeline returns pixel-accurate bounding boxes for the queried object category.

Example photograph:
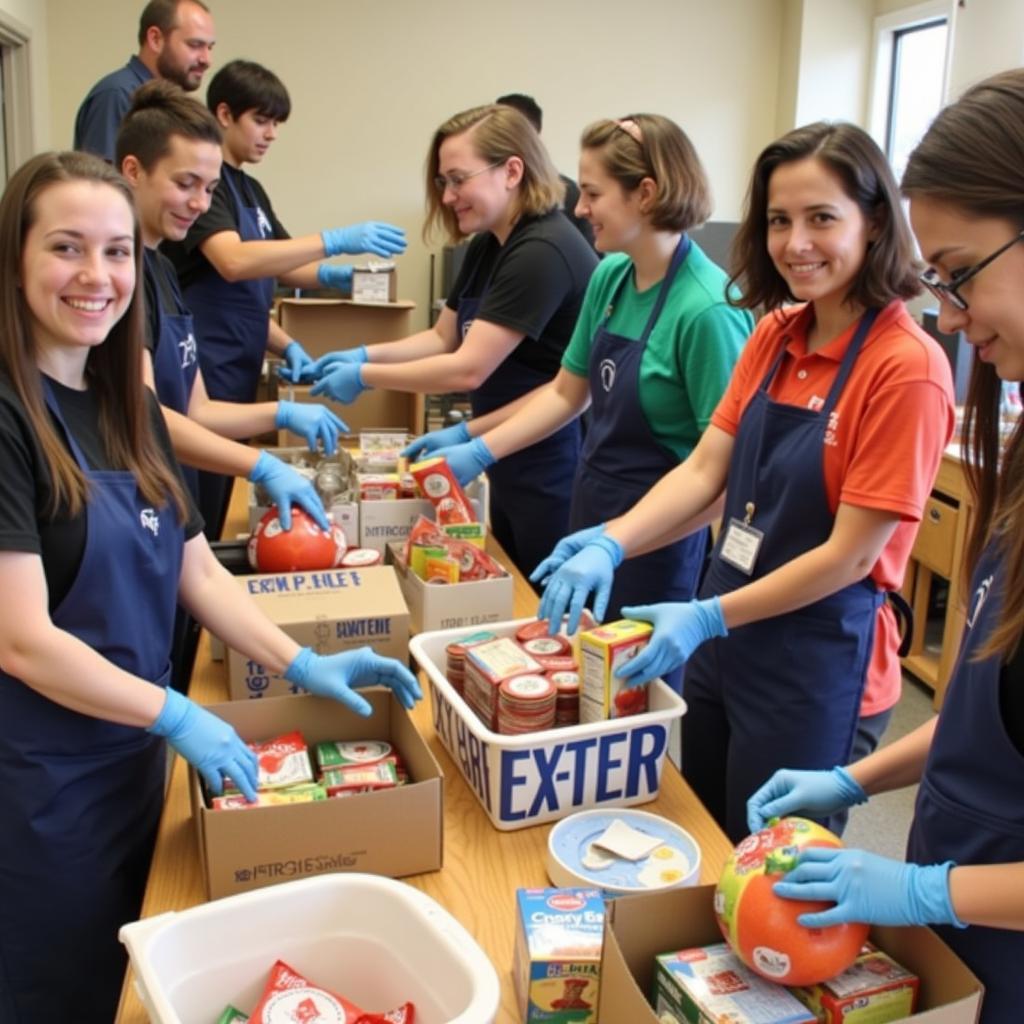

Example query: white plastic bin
[410,618,688,831]
[119,873,499,1024]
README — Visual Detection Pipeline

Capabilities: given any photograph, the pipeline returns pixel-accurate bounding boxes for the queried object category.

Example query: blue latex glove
[248,450,329,531]
[616,598,727,686]
[309,362,367,405]
[530,523,607,587]
[536,534,625,636]
[431,437,495,486]
[401,421,470,461]
[284,645,423,717]
[278,340,316,383]
[316,263,354,292]
[747,766,868,834]
[308,346,369,381]
[148,688,259,801]
[321,222,407,258]
[275,400,348,455]
[773,847,965,929]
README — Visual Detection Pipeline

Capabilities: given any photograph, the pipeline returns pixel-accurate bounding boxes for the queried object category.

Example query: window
[869,2,951,179]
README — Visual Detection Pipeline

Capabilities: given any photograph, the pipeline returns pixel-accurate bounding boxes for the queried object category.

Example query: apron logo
[256,205,273,239]
[824,410,840,447]
[808,395,824,412]
[140,508,160,537]
[967,574,994,629]
[599,359,616,392]
[461,318,474,340]
[179,332,197,370]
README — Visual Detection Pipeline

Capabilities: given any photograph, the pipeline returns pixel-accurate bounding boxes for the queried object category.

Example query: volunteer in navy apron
[681,310,883,840]
[308,102,597,581]
[566,239,706,673]
[0,385,183,1023]
[536,122,954,838]
[747,70,1024,1023]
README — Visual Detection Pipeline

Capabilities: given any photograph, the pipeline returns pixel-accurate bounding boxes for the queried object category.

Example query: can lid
[501,674,555,700]
[340,547,381,566]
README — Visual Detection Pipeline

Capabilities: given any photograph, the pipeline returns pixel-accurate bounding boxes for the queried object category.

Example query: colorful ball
[247,507,347,573]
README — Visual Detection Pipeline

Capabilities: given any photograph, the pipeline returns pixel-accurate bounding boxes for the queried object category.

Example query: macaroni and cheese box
[515,888,605,1023]
[578,620,652,723]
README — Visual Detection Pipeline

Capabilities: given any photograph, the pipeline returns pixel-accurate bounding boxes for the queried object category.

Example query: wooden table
[116,487,733,1023]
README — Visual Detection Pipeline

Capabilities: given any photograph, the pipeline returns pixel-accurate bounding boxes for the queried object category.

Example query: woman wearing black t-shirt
[0,152,421,1023]
[747,70,1024,1023]
[309,104,598,581]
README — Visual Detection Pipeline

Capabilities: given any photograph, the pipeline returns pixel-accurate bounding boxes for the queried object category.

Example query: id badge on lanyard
[720,501,763,575]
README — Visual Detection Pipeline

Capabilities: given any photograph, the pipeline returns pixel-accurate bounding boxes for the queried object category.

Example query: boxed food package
[351,262,398,304]
[597,885,982,1024]
[514,888,605,1023]
[579,620,653,723]
[386,541,513,634]
[789,944,919,1023]
[653,943,816,1024]
[225,566,409,700]
[188,693,443,899]
[409,618,687,831]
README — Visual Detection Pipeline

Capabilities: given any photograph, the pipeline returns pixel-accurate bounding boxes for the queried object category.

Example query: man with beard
[74,0,215,160]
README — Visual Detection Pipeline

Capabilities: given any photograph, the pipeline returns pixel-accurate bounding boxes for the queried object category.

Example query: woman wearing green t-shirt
[406,114,751,690]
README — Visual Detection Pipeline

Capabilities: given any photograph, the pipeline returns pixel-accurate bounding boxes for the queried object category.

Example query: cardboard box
[190,692,443,900]
[276,298,418,434]
[226,566,409,700]
[351,265,397,303]
[386,540,513,633]
[598,885,983,1024]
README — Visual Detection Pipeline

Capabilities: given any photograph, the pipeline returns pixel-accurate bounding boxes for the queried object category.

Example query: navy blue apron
[568,238,706,693]
[682,310,884,843]
[0,383,183,1023]
[181,168,275,538]
[907,543,1024,1021]
[457,238,581,584]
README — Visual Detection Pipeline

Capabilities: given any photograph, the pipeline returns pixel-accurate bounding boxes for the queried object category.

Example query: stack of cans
[550,670,581,726]
[497,674,556,735]
[445,630,498,696]
[464,637,543,730]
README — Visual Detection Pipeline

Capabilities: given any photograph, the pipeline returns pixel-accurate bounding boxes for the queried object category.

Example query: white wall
[0,0,51,152]
[946,0,1024,98]
[46,0,784,327]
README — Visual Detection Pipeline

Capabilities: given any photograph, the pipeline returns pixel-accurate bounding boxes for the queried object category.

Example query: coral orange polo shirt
[711,300,955,715]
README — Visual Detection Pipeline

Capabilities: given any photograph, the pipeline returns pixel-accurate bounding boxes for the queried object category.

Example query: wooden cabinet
[901,450,973,708]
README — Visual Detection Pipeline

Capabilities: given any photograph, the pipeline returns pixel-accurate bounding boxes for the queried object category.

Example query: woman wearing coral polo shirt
[537,121,954,843]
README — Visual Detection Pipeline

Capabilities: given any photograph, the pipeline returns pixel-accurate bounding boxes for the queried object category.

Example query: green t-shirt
[562,243,752,460]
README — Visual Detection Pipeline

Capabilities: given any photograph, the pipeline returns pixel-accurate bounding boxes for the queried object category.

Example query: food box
[409,618,687,831]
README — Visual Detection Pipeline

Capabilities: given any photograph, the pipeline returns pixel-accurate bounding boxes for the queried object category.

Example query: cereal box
[578,620,652,723]
[653,943,816,1024]
[514,888,604,1023]
[788,944,919,1023]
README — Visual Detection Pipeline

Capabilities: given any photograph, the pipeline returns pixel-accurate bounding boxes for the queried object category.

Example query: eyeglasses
[919,229,1024,311]
[433,160,505,193]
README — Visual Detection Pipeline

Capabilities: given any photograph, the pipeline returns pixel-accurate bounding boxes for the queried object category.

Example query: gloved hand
[309,362,368,405]
[536,534,624,636]
[278,340,316,383]
[616,597,727,686]
[308,346,369,381]
[148,688,258,801]
[275,400,348,455]
[431,437,495,486]
[249,450,329,531]
[530,523,607,587]
[316,263,354,292]
[284,645,423,717]
[321,222,407,258]
[747,766,868,834]
[401,420,470,461]
[773,847,965,929]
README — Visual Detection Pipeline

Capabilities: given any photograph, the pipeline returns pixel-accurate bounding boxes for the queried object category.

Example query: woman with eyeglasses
[747,69,1024,1024]
[538,121,955,843]
[395,114,751,690]
[308,104,597,582]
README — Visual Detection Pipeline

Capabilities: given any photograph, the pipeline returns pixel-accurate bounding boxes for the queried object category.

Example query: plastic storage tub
[119,873,500,1024]
[410,618,688,831]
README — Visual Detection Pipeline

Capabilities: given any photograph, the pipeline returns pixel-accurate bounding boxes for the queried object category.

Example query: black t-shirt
[445,209,598,377]
[142,246,187,354]
[1000,640,1024,755]
[0,376,202,611]
[163,163,289,290]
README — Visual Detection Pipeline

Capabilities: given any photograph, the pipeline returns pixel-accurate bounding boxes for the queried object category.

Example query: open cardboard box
[225,566,409,699]
[190,692,443,900]
[598,884,982,1023]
